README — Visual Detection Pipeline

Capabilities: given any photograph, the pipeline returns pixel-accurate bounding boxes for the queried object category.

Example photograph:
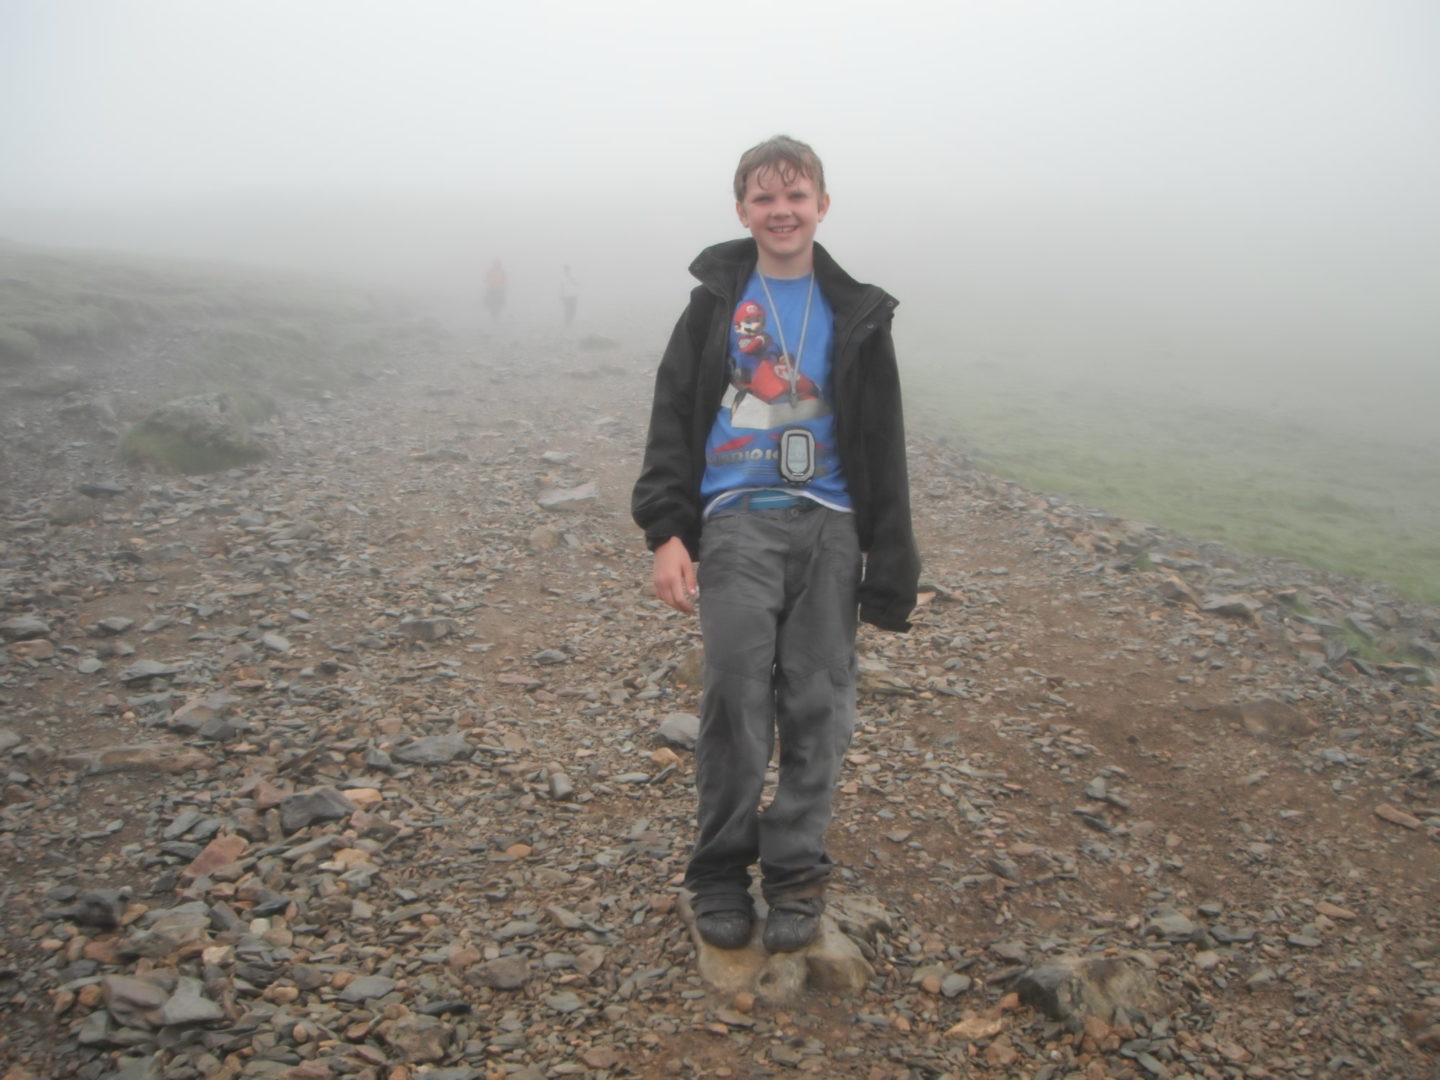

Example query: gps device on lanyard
[778,428,815,484]
[758,272,818,487]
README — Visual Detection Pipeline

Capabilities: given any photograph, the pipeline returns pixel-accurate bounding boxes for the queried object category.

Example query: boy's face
[736,165,830,277]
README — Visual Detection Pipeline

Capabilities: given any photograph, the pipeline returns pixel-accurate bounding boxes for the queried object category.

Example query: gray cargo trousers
[685,501,861,916]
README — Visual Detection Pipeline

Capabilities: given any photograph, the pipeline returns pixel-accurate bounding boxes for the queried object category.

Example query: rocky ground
[0,322,1437,1080]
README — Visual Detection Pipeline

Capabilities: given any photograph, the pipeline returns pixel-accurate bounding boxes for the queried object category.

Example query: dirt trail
[0,324,1436,1079]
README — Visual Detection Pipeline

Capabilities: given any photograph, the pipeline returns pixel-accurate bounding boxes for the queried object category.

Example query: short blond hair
[733,135,826,203]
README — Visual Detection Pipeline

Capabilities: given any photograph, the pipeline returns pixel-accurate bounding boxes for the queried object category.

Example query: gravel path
[1,325,1436,1079]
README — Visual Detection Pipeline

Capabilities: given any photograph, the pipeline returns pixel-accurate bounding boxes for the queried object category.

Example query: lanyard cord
[757,272,815,402]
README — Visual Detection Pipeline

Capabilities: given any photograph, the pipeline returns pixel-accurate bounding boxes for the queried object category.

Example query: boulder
[680,892,875,1005]
[121,392,268,473]
[1014,954,1163,1028]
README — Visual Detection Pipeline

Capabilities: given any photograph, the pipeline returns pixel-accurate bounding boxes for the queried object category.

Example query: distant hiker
[631,136,919,954]
[484,259,507,320]
[560,264,579,326]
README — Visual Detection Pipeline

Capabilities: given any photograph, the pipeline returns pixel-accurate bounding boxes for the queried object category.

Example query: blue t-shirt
[700,272,852,514]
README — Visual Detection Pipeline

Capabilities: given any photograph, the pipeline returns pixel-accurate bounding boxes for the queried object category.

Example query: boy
[632,136,919,952]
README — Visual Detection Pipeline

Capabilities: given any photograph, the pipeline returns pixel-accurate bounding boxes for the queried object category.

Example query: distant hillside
[0,241,439,395]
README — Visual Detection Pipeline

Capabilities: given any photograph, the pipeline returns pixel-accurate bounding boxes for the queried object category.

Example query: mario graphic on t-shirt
[734,300,771,362]
[724,299,826,430]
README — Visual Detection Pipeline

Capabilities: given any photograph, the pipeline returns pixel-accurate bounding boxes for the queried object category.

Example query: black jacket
[631,238,919,632]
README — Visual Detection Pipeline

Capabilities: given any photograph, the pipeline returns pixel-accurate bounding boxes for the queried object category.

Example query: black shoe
[762,903,821,953]
[696,910,755,949]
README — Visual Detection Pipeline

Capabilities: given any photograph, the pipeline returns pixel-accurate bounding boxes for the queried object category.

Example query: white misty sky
[1,0,1436,397]
[4,0,1436,214]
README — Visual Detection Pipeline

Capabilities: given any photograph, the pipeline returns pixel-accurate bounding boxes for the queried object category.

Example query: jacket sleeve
[631,288,713,559]
[857,314,921,632]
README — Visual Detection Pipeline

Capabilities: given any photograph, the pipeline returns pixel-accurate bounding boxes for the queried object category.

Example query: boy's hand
[652,537,698,614]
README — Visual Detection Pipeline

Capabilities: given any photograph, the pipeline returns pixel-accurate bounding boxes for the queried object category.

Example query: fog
[3,0,1438,438]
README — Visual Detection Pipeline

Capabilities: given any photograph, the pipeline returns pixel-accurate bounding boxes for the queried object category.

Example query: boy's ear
[818,193,830,220]
[736,201,748,226]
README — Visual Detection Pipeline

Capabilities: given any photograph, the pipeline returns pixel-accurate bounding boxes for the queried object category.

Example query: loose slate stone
[340,974,397,1002]
[1,615,51,642]
[857,657,916,697]
[158,976,224,1025]
[46,888,131,930]
[162,809,204,839]
[108,1054,164,1080]
[8,639,54,661]
[537,482,598,510]
[102,973,170,1028]
[126,905,211,958]
[672,646,705,688]
[1156,575,1202,607]
[1144,911,1200,941]
[495,919,544,941]
[64,744,212,776]
[167,693,240,735]
[1374,803,1421,829]
[545,990,585,1014]
[1200,593,1263,620]
[384,1012,450,1062]
[945,1012,1005,1040]
[1211,926,1257,944]
[472,956,530,990]
[656,712,700,750]
[1232,700,1318,738]
[364,746,397,772]
[941,973,973,998]
[548,771,575,799]
[278,787,356,834]
[182,834,248,878]
[393,734,471,765]
[118,659,184,684]
[75,1009,115,1047]
[399,617,458,642]
[77,480,127,497]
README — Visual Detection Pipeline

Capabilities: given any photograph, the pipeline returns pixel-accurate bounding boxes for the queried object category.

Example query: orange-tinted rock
[183,834,248,879]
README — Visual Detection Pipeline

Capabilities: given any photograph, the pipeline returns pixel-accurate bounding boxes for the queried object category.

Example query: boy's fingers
[656,576,694,614]
[665,577,695,613]
[652,540,698,614]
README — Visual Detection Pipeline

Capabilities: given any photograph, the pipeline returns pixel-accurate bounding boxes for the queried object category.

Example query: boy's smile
[736,166,829,278]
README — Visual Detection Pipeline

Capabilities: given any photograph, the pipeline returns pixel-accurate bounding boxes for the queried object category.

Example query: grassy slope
[907,352,1440,606]
[0,242,430,396]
